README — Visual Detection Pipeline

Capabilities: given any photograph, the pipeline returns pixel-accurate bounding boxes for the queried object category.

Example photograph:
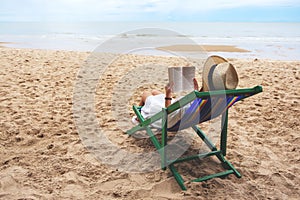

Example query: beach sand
[0,48,299,199]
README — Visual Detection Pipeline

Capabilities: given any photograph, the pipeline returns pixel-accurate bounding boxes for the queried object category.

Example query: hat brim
[202,55,238,91]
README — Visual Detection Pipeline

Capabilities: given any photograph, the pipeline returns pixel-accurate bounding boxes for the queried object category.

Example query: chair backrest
[168,95,242,131]
[167,86,262,132]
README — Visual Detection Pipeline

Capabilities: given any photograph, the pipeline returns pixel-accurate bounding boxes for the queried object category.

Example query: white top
[140,94,191,129]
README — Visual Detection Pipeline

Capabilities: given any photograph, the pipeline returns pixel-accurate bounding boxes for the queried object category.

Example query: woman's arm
[165,83,173,107]
[165,78,200,107]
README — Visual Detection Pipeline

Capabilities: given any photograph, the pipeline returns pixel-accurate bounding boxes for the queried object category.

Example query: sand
[157,44,250,52]
[0,47,299,199]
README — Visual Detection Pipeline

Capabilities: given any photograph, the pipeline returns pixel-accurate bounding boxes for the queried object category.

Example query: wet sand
[157,44,250,52]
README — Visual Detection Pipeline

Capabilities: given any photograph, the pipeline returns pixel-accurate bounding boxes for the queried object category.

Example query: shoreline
[0,42,12,48]
[1,42,249,52]
[0,46,298,62]
[157,44,250,53]
[1,35,300,61]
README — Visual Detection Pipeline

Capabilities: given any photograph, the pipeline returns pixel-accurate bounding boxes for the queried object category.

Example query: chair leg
[192,125,217,151]
[167,125,241,189]
[169,164,187,190]
[220,110,228,156]
[126,125,146,135]
[161,108,168,170]
[145,127,161,150]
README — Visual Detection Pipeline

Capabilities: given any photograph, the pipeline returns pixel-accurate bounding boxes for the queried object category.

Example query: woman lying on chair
[132,56,239,128]
[138,78,201,108]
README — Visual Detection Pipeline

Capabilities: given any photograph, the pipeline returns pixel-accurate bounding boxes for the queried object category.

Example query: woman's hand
[193,78,199,90]
[165,83,173,107]
[165,82,173,98]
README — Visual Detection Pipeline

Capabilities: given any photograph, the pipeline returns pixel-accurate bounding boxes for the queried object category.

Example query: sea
[0,22,300,60]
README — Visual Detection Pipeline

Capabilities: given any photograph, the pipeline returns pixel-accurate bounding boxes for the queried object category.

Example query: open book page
[168,66,195,93]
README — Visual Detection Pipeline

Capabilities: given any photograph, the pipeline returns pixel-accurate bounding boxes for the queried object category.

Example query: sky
[0,0,300,22]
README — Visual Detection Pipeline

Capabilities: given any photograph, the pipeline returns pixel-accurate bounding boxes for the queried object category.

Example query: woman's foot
[131,116,139,124]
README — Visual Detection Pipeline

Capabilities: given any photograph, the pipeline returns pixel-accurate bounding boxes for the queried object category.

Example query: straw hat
[202,55,239,91]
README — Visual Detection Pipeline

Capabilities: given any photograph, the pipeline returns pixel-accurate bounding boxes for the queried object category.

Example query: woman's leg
[139,90,162,106]
[139,91,151,106]
[151,90,162,96]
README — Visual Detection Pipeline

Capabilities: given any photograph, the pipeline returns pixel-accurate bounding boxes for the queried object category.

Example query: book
[168,66,195,93]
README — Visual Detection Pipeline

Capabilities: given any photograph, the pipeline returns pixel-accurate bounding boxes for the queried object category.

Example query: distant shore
[1,35,299,60]
[1,42,249,53]
[157,44,250,53]
[0,42,11,48]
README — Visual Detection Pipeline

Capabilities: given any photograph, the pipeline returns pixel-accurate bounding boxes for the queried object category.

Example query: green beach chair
[126,85,263,190]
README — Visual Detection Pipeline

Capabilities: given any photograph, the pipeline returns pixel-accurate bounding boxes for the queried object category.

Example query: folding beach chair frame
[126,86,262,190]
